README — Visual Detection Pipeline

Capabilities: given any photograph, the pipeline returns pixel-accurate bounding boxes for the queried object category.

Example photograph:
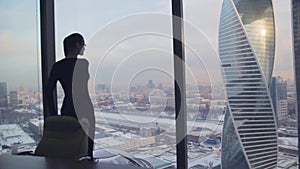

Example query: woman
[46,33,95,158]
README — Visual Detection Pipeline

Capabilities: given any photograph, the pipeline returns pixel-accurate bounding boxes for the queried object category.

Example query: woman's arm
[45,64,58,117]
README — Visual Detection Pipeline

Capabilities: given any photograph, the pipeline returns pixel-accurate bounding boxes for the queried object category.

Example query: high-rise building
[292,0,300,165]
[277,100,288,120]
[9,91,18,108]
[270,76,287,122]
[219,0,278,168]
[288,97,296,118]
[287,79,296,98]
[146,80,155,89]
[0,82,8,108]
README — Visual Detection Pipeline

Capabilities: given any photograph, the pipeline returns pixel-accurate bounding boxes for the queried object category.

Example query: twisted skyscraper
[218,0,278,168]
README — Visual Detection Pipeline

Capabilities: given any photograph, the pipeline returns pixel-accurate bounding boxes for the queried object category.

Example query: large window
[0,0,42,155]
[183,0,298,168]
[55,0,177,168]
[53,0,298,168]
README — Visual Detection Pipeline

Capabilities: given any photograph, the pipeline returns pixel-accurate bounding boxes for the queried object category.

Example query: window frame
[40,0,300,168]
[40,0,188,168]
[40,0,56,120]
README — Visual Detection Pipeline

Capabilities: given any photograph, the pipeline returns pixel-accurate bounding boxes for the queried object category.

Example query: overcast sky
[0,0,294,91]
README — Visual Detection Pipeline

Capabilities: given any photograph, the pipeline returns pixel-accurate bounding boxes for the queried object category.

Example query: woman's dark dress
[46,58,95,157]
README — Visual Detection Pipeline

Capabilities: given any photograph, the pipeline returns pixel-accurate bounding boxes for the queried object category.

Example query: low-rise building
[0,124,36,155]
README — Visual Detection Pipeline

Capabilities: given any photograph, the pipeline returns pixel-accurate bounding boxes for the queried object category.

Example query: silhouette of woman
[46,33,95,158]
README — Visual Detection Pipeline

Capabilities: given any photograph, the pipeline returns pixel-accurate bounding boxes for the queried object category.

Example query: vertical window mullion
[292,0,300,166]
[172,0,187,168]
[40,0,56,120]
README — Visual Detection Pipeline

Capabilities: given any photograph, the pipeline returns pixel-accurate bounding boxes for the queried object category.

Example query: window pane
[183,1,225,168]
[55,1,176,168]
[184,0,298,168]
[0,0,42,155]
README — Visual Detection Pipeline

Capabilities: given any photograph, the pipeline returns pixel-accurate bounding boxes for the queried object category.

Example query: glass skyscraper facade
[270,77,287,123]
[218,0,278,168]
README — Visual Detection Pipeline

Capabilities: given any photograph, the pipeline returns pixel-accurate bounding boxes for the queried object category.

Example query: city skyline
[0,0,295,90]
